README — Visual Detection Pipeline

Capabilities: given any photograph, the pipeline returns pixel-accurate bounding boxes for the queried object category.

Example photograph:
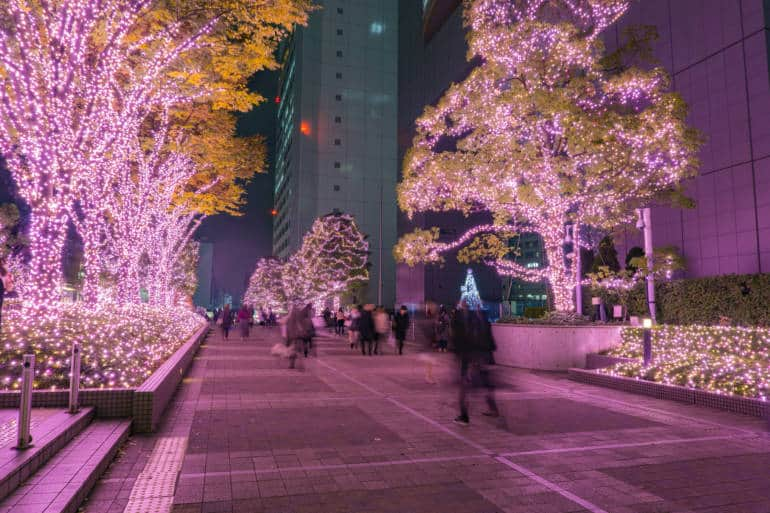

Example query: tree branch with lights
[396,0,701,312]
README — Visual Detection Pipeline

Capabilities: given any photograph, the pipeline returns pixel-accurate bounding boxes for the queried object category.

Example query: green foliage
[592,236,620,273]
[523,306,546,319]
[590,273,770,326]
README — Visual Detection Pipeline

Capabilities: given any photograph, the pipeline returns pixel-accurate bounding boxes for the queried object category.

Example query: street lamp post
[636,207,656,323]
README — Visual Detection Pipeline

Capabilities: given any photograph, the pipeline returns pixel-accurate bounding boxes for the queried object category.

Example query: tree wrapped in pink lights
[291,213,369,305]
[243,258,286,312]
[396,0,701,311]
[247,213,369,310]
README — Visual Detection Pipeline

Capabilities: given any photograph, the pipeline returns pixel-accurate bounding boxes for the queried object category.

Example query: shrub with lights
[601,325,770,400]
[395,0,701,312]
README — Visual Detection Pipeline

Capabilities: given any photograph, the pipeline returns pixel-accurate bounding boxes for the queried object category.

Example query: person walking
[348,305,360,350]
[393,305,409,355]
[335,308,346,336]
[221,304,232,339]
[373,306,389,355]
[358,305,376,356]
[286,306,304,369]
[451,301,475,425]
[435,306,450,352]
[300,304,316,357]
[237,304,251,340]
[472,308,500,419]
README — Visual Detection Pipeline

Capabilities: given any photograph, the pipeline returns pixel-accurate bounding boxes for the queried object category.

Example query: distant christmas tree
[460,269,483,310]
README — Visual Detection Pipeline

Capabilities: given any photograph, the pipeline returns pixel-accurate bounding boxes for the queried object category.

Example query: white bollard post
[69,343,80,414]
[16,354,34,450]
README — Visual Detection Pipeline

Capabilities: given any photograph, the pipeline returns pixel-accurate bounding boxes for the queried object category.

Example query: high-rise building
[273,0,398,306]
[397,0,770,308]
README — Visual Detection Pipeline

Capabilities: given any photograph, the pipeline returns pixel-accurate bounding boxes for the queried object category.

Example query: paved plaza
[82,327,770,513]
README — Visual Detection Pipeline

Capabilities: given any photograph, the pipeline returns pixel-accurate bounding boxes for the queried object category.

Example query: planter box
[0,322,209,431]
[569,368,770,419]
[491,324,622,370]
[132,323,209,433]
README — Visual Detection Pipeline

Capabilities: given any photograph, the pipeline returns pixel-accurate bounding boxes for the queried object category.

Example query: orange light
[300,121,311,135]
[270,208,278,216]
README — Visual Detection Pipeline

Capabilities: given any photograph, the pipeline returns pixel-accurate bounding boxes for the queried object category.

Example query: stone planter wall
[491,324,623,370]
[569,368,770,419]
[585,353,636,370]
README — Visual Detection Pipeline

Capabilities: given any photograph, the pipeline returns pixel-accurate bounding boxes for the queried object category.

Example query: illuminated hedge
[602,325,770,399]
[0,301,205,390]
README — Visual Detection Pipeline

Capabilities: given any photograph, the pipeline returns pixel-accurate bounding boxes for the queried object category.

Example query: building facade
[273,0,398,306]
[396,0,770,309]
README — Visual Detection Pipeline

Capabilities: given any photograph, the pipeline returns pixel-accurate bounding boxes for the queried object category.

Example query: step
[0,418,131,513]
[0,408,94,502]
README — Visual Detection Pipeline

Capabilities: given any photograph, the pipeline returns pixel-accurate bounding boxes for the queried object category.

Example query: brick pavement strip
[80,325,770,513]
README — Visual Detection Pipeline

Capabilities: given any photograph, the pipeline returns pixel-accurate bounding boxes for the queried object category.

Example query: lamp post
[636,208,656,323]
[564,223,582,315]
[642,317,653,366]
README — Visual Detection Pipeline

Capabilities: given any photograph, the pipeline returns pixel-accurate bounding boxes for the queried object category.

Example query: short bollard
[642,318,653,367]
[16,354,34,450]
[69,342,81,414]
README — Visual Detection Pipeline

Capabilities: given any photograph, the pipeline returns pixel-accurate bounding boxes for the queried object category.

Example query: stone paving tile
[83,326,770,513]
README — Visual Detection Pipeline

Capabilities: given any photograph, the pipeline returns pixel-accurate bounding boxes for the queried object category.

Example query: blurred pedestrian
[451,301,474,425]
[286,306,304,369]
[336,308,346,335]
[359,304,376,356]
[300,303,316,357]
[237,304,251,340]
[393,305,409,355]
[221,304,232,339]
[348,305,361,349]
[373,306,389,355]
[435,305,450,352]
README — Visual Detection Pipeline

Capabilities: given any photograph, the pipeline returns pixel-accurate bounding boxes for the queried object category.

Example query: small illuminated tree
[243,258,286,312]
[396,0,701,312]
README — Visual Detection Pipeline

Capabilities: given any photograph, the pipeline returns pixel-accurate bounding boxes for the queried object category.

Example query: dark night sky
[196,70,279,304]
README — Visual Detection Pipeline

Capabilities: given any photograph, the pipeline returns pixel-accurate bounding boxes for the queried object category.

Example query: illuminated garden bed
[599,325,770,400]
[0,301,206,390]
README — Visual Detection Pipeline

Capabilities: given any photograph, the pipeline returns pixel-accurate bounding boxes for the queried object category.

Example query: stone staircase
[0,408,130,513]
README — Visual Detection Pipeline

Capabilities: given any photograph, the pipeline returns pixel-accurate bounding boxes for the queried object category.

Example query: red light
[271,209,278,216]
[300,121,311,135]
[274,96,281,104]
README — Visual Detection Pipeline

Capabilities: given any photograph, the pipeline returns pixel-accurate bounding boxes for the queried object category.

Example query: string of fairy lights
[396,0,700,312]
[601,325,770,400]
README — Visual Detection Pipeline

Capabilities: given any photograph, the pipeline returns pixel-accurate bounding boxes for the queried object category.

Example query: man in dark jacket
[358,305,376,355]
[393,305,410,355]
[452,302,499,425]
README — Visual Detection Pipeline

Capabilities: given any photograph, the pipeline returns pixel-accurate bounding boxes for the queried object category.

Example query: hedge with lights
[601,325,770,399]
[0,301,205,390]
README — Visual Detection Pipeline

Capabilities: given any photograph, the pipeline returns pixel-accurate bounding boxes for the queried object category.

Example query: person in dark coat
[221,305,232,339]
[451,301,475,425]
[393,305,410,355]
[358,305,376,355]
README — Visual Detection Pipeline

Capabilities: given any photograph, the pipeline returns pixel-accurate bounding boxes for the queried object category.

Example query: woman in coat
[393,306,410,355]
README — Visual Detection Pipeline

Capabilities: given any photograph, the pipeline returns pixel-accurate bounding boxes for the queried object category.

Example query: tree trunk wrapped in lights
[396,0,701,312]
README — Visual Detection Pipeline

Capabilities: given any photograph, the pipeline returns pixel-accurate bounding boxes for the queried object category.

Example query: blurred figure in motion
[348,305,361,349]
[237,304,251,340]
[359,304,376,355]
[301,303,316,357]
[435,305,450,353]
[452,301,499,425]
[336,307,346,335]
[393,305,410,355]
[373,306,389,355]
[221,304,232,340]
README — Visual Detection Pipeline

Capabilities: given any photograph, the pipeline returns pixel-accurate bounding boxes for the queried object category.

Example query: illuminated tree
[291,213,369,305]
[460,269,483,310]
[243,258,286,312]
[396,0,701,311]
